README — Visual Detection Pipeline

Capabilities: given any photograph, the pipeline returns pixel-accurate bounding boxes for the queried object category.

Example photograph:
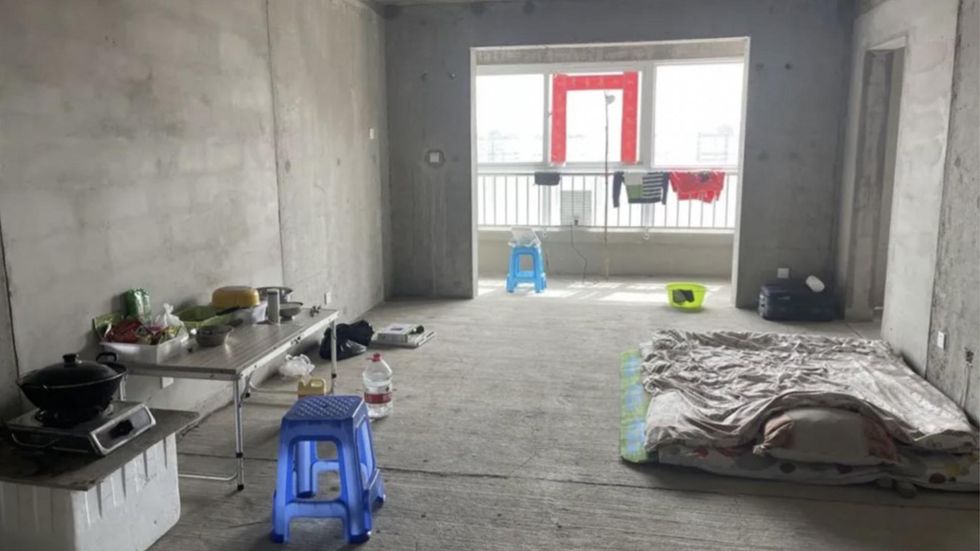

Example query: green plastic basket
[666,282,707,311]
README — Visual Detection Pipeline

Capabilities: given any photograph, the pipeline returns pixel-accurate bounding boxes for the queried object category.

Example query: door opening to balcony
[472,40,748,298]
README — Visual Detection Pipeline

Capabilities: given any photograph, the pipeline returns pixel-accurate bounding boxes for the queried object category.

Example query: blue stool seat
[506,245,547,293]
[271,395,385,545]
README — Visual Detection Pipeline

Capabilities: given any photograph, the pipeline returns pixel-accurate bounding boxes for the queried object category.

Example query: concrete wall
[268,0,388,320]
[836,0,959,371]
[385,0,854,305]
[479,230,732,278]
[927,0,978,422]
[0,228,18,419]
[0,0,388,416]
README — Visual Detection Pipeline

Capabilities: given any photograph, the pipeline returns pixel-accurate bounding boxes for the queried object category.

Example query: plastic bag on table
[279,354,314,380]
[149,303,184,343]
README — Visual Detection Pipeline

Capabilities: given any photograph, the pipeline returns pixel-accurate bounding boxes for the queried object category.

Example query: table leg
[233,377,245,491]
[330,319,337,395]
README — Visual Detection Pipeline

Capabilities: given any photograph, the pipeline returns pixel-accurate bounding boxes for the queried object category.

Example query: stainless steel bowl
[279,302,303,320]
[195,325,233,347]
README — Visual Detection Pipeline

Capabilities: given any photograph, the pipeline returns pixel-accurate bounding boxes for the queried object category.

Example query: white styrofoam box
[102,331,189,364]
[0,435,180,551]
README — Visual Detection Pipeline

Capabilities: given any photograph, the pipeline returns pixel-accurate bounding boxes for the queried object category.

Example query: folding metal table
[121,307,340,490]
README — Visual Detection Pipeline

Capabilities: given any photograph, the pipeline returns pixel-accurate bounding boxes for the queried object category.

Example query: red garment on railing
[669,171,725,203]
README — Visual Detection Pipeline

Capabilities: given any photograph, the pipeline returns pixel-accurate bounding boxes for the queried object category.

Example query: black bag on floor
[320,320,375,360]
[346,320,375,346]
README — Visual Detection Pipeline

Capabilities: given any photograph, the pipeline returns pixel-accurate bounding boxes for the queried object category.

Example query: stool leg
[357,420,385,508]
[296,440,317,498]
[533,249,545,293]
[339,432,370,543]
[271,437,294,543]
[506,250,517,292]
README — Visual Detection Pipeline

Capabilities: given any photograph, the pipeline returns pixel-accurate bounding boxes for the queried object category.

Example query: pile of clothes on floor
[636,330,979,495]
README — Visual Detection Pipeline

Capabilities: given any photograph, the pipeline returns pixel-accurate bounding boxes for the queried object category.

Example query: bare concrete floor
[152,277,977,550]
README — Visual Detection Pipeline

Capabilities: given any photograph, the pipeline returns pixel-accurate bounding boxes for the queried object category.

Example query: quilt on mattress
[641,331,978,454]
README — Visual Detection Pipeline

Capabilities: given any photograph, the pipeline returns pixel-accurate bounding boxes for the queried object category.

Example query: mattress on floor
[657,442,980,491]
[641,330,978,454]
[619,349,980,491]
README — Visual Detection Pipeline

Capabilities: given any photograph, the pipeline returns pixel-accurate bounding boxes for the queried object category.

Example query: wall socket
[160,376,174,389]
[936,331,946,350]
[776,267,790,279]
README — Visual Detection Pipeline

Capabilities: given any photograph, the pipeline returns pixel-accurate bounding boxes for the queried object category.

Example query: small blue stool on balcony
[506,226,547,293]
[271,395,385,545]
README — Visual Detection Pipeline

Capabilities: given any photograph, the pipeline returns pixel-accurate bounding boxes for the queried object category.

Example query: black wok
[17,352,126,413]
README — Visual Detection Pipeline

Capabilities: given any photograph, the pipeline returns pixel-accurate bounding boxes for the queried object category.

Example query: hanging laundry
[669,170,725,202]
[642,172,670,204]
[534,171,561,186]
[612,171,626,208]
[625,172,669,204]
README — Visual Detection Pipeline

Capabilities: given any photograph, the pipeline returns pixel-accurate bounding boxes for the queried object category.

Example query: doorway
[845,47,904,322]
[469,39,749,299]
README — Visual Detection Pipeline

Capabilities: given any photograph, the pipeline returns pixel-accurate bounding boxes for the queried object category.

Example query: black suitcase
[758,281,837,321]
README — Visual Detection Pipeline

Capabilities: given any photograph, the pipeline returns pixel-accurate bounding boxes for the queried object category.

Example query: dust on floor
[154,277,977,551]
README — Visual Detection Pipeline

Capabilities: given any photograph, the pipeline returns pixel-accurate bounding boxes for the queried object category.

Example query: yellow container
[211,286,260,309]
[297,378,328,398]
[666,282,707,311]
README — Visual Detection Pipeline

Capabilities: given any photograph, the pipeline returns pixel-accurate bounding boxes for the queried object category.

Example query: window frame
[475,57,745,174]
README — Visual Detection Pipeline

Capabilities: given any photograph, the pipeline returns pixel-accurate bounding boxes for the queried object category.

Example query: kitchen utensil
[195,324,233,347]
[212,286,260,309]
[258,286,294,302]
[17,352,126,415]
[267,289,281,325]
[279,301,303,320]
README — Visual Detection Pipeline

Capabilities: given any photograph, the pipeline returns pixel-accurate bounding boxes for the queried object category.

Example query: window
[475,58,745,232]
[476,74,545,163]
[653,62,744,167]
[565,89,624,163]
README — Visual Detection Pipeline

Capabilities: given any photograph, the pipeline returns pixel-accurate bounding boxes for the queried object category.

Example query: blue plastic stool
[506,245,547,293]
[271,395,385,545]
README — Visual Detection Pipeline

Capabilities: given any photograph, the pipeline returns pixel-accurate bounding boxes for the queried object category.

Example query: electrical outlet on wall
[936,331,946,350]
[777,267,790,279]
[160,377,174,389]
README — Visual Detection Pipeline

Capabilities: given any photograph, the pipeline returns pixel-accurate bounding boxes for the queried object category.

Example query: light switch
[777,267,790,279]
[936,331,946,350]
[369,128,376,140]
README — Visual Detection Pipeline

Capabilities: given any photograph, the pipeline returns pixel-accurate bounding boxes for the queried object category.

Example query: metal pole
[603,93,611,280]
[329,319,337,395]
[232,377,245,491]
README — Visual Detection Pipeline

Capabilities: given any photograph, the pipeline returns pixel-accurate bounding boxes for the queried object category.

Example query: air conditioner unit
[560,190,593,226]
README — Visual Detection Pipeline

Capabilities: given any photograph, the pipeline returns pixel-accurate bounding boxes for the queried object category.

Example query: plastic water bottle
[363,353,393,419]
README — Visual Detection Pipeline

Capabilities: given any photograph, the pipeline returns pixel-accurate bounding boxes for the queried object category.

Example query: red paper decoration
[550,72,639,164]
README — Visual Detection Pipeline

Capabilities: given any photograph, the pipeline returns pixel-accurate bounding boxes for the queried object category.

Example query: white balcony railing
[477,172,738,231]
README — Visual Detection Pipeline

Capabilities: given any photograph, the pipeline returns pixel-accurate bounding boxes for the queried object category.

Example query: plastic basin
[666,282,707,311]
